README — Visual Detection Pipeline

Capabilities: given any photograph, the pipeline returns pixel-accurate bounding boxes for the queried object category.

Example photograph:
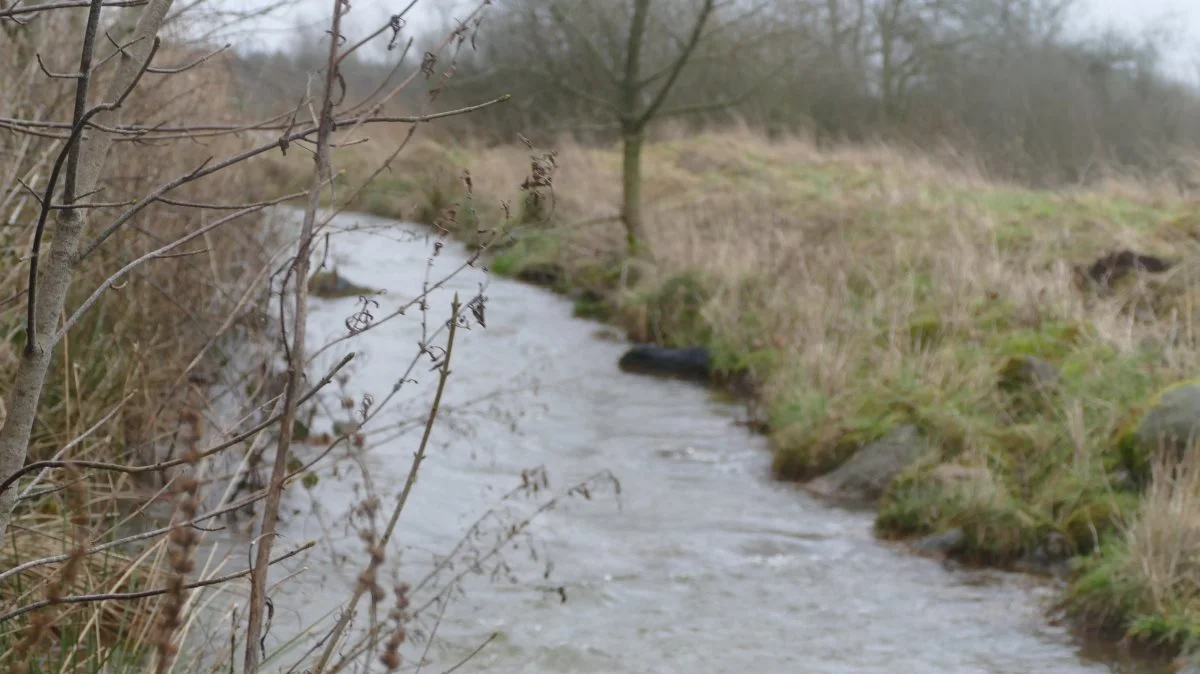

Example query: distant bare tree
[491,0,775,253]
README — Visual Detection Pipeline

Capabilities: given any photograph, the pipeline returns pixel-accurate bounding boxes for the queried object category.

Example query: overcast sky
[211,0,1200,81]
[1078,0,1200,78]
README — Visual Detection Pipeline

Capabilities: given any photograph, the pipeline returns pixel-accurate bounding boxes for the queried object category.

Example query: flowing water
[197,211,1160,673]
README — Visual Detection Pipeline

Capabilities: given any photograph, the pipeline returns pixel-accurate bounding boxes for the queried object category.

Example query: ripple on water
[193,211,1135,674]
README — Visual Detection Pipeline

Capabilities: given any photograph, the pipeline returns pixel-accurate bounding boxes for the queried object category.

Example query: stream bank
[200,209,1169,673]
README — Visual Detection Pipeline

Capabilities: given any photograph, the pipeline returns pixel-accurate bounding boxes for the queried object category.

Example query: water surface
[201,211,1155,674]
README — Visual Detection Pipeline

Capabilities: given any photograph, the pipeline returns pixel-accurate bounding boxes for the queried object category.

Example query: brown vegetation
[2,14,279,662]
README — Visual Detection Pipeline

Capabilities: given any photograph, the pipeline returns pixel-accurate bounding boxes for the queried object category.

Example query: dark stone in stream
[617,345,711,381]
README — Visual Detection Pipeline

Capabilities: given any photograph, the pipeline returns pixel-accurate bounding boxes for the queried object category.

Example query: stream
[196,210,1158,673]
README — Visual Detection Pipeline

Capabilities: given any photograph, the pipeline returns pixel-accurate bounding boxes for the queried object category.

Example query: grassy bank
[2,29,280,664]
[271,126,1200,657]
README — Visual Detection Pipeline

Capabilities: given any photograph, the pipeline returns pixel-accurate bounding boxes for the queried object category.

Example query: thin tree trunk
[620,128,646,254]
[0,0,174,544]
[240,0,340,670]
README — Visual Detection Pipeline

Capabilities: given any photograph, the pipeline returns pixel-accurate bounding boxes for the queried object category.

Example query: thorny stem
[241,0,342,668]
[312,296,461,674]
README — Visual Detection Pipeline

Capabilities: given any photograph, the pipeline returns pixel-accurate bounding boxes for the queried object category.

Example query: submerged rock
[307,269,376,299]
[805,424,928,503]
[617,345,711,381]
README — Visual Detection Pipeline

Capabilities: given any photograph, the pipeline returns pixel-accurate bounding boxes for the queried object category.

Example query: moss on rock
[1115,379,1200,488]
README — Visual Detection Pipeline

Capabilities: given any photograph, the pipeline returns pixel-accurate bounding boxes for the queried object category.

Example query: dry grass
[2,14,280,664]
[1067,449,1200,649]
[275,122,1200,651]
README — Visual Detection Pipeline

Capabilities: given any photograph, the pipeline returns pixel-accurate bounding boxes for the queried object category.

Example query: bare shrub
[2,0,620,672]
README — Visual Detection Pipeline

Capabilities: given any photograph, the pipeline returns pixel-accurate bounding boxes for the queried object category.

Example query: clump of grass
[1064,450,1200,652]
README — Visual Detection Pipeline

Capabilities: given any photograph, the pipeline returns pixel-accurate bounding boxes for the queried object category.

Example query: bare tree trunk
[240,0,342,670]
[0,0,174,544]
[617,0,651,254]
[620,128,646,253]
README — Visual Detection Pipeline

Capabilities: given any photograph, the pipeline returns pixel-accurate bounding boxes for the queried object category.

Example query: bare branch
[657,59,789,118]
[25,0,110,355]
[35,54,83,80]
[0,0,145,20]
[0,353,354,500]
[79,95,510,259]
[53,188,306,346]
[0,542,315,624]
[548,3,619,84]
[443,633,499,674]
[312,296,461,674]
[635,0,717,128]
[0,99,508,139]
[243,0,344,665]
[0,484,275,585]
[17,394,132,501]
[145,43,229,74]
[0,0,177,545]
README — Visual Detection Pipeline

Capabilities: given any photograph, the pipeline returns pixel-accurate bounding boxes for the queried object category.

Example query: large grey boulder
[806,424,928,503]
[1122,381,1200,486]
[1133,382,1200,456]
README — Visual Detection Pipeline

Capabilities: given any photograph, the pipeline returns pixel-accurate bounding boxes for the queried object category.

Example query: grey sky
[1075,0,1200,79]
[211,0,1200,80]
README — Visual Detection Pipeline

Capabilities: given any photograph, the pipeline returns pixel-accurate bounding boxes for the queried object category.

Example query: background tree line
[231,0,1200,189]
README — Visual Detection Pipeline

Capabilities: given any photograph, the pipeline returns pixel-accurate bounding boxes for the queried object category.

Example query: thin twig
[0,353,354,500]
[25,36,160,353]
[0,542,316,624]
[53,188,308,345]
[146,43,229,74]
[17,393,133,501]
[242,0,343,667]
[0,0,145,19]
[312,297,461,674]
[77,95,510,260]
